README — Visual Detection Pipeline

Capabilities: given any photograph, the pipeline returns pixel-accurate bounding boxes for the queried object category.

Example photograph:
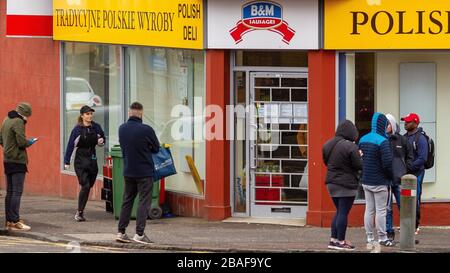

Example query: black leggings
[331,196,355,241]
[75,161,98,212]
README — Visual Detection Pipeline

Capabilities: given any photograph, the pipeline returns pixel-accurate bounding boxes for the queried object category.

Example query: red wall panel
[0,1,102,201]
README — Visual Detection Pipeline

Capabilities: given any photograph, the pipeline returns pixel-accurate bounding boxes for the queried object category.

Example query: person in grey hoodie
[385,114,414,241]
[323,120,363,250]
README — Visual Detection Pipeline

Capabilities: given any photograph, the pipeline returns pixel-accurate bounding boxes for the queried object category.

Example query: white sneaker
[366,241,381,253]
[116,232,132,243]
[7,221,31,231]
[366,235,375,244]
[415,227,420,235]
[133,233,154,245]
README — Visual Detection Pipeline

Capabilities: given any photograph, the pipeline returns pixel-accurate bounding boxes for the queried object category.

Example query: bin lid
[110,145,122,157]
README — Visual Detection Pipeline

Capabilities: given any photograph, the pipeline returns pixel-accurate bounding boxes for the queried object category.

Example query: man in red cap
[401,112,428,235]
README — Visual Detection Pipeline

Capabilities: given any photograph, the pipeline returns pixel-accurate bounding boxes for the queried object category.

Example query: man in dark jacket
[401,113,428,235]
[323,120,363,250]
[116,102,160,245]
[359,112,394,247]
[0,102,37,231]
[385,114,414,241]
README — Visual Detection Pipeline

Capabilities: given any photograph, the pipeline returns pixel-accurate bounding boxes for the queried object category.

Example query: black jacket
[323,120,363,190]
[119,116,160,178]
[64,121,105,165]
[390,128,414,186]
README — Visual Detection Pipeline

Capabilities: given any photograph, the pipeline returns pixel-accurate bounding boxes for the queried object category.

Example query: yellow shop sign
[53,0,203,49]
[325,0,450,50]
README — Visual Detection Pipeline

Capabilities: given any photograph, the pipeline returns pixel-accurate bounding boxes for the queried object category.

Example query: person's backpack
[413,129,435,170]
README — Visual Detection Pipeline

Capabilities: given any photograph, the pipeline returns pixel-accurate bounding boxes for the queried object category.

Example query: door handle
[249,123,258,170]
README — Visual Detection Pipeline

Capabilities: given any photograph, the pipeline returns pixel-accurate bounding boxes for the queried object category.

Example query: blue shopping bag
[152,145,177,182]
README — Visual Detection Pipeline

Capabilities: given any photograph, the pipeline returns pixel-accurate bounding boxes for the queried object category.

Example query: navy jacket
[119,116,160,178]
[64,122,105,165]
[404,127,428,176]
[359,113,393,186]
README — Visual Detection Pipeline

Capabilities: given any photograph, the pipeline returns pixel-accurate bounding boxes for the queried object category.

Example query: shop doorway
[249,72,308,218]
[232,69,309,219]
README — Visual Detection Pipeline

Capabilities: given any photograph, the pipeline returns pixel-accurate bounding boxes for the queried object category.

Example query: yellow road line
[0,237,127,253]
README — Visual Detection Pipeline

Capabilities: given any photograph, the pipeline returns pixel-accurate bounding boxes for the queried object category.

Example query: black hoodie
[390,123,414,186]
[322,120,363,190]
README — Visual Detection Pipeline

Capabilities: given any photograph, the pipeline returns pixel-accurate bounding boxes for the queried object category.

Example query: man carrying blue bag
[116,102,160,245]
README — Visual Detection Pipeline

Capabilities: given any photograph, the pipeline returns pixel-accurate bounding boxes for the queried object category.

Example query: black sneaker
[334,241,355,251]
[387,231,395,241]
[116,232,132,243]
[133,233,154,245]
[379,240,396,247]
[74,211,86,222]
[327,241,339,250]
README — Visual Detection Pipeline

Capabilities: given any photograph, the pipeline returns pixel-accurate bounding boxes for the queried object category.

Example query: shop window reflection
[125,47,205,196]
[63,43,122,175]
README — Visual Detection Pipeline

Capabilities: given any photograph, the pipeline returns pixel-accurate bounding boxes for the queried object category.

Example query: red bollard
[159,178,166,206]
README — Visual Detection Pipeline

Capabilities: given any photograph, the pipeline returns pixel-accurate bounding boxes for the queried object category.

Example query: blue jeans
[416,172,425,229]
[386,185,401,234]
[5,173,26,223]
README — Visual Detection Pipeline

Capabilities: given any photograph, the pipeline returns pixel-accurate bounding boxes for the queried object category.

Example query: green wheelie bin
[149,180,163,219]
[110,145,163,220]
[111,145,138,220]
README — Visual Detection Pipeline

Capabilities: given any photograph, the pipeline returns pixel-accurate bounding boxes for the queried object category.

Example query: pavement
[0,235,172,253]
[1,190,450,253]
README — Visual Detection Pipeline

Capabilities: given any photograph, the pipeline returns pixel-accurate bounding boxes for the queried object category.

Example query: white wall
[376,52,450,200]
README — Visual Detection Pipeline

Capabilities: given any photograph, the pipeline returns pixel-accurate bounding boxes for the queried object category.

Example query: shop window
[125,47,205,196]
[342,52,375,200]
[355,53,375,138]
[343,51,448,200]
[62,43,122,175]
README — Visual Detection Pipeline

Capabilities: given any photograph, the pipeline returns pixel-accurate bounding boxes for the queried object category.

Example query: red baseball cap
[401,113,420,124]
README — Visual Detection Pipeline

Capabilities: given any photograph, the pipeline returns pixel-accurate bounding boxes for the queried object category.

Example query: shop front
[207,0,332,221]
[52,0,212,215]
[13,0,450,227]
[325,0,450,226]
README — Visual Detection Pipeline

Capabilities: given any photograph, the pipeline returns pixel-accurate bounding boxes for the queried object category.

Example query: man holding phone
[0,102,37,231]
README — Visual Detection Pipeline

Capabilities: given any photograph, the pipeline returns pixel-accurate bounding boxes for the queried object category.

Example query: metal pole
[400,174,417,251]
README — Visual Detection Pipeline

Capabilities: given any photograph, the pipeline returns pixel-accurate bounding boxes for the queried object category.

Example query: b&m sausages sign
[325,0,450,49]
[53,0,203,49]
[208,0,319,49]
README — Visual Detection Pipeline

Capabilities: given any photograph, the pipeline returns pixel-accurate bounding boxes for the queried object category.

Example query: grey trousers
[363,184,389,242]
[118,177,153,236]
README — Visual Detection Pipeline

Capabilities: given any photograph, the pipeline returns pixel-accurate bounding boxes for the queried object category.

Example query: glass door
[249,72,308,218]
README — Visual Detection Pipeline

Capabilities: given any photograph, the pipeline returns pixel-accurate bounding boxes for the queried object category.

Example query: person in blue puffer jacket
[359,112,394,247]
